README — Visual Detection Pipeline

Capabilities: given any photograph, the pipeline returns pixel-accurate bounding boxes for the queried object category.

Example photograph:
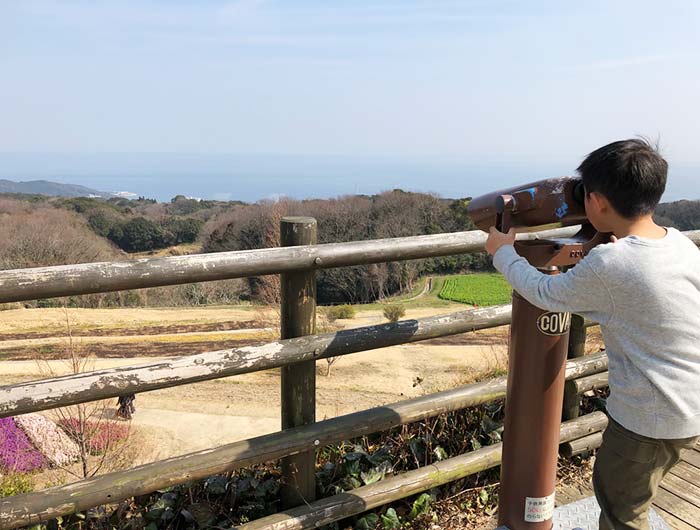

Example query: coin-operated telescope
[468,177,608,530]
[468,176,608,267]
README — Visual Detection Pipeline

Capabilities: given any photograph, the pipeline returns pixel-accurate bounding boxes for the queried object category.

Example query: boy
[485,139,700,530]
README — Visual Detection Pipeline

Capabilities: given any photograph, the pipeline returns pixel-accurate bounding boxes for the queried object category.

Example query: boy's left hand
[485,227,516,256]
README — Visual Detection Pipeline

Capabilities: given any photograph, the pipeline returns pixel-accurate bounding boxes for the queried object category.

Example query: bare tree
[35,308,132,480]
[0,208,116,270]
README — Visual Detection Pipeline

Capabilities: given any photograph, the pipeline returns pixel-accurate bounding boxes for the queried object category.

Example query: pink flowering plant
[15,414,79,467]
[58,418,128,456]
[0,417,46,472]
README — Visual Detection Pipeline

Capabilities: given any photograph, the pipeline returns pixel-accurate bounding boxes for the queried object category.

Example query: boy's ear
[588,191,609,213]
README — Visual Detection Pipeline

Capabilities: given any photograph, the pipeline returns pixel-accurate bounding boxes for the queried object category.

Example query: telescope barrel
[467,177,587,232]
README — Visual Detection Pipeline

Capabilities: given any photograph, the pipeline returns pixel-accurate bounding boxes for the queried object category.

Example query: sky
[1,1,699,201]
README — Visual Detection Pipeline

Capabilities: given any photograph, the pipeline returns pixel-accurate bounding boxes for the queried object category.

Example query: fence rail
[0,226,697,528]
[0,304,512,418]
[0,353,608,529]
[236,412,610,530]
[0,227,587,303]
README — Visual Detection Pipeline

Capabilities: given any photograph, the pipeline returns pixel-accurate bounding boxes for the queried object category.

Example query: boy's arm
[492,244,614,321]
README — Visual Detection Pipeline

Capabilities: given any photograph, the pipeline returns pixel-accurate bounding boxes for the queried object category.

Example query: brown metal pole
[562,313,587,420]
[280,217,318,508]
[498,270,570,530]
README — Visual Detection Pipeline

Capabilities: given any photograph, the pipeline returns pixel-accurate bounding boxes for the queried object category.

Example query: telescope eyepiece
[572,179,586,207]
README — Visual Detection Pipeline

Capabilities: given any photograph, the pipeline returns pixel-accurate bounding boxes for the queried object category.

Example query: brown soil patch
[0,320,262,341]
[0,338,263,360]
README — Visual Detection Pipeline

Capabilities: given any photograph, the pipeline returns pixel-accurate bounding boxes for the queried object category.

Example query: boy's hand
[485,227,516,256]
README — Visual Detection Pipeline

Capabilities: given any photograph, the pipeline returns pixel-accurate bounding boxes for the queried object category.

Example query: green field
[438,273,512,306]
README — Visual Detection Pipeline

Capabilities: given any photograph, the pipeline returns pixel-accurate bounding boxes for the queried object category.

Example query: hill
[0,179,134,199]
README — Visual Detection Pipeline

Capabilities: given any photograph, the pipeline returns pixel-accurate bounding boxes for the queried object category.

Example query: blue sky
[1,1,699,201]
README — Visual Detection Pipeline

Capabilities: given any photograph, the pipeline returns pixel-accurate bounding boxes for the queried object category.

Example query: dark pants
[593,417,698,530]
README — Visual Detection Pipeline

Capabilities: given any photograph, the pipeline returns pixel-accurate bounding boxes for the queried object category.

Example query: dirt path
[399,277,434,302]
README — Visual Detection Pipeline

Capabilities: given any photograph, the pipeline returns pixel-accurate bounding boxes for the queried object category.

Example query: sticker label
[536,312,571,336]
[524,493,555,522]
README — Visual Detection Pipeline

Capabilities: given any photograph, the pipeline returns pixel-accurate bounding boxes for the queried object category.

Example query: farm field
[438,273,512,306]
[0,301,511,469]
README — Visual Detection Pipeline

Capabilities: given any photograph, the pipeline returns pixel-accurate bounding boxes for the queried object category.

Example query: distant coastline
[1,153,696,203]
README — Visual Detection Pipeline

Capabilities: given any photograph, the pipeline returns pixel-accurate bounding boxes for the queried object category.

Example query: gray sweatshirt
[493,227,700,439]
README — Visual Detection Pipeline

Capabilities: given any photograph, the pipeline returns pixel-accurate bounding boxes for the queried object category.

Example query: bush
[383,304,406,322]
[325,304,356,322]
[161,217,204,245]
[113,217,166,252]
[0,472,33,498]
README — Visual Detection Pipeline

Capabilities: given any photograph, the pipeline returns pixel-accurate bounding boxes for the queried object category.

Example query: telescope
[468,176,609,267]
[468,177,608,530]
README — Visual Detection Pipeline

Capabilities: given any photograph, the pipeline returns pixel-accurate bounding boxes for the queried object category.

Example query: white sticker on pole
[524,493,555,522]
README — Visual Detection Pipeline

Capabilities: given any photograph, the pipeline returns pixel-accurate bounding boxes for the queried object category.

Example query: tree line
[0,191,697,307]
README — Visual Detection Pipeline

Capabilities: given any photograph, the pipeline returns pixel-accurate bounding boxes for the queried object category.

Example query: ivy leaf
[204,475,228,495]
[381,508,401,530]
[345,459,362,478]
[161,507,176,522]
[360,461,392,485]
[367,446,393,466]
[433,446,448,461]
[408,437,426,462]
[355,513,379,530]
[487,429,502,443]
[479,489,490,505]
[481,416,501,434]
[340,476,363,491]
[408,493,433,519]
[145,499,168,521]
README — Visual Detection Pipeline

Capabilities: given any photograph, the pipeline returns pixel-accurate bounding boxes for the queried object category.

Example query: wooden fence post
[280,217,318,508]
[562,313,587,420]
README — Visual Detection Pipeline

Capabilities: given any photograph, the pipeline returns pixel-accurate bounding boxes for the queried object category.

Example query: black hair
[576,138,668,218]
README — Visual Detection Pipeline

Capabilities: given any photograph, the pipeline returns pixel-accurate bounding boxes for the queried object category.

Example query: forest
[0,191,697,306]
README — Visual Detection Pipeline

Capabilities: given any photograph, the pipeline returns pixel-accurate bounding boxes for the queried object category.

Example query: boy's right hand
[485,226,516,256]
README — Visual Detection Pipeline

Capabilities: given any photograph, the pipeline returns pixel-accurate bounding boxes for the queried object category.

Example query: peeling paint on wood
[0,304,516,418]
[0,227,587,304]
[0,307,608,420]
[0,373,607,529]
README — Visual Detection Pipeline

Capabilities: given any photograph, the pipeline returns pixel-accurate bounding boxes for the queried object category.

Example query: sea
[0,153,696,203]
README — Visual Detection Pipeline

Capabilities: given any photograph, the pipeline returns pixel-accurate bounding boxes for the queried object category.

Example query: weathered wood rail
[0,225,696,529]
[0,227,586,303]
[0,355,608,528]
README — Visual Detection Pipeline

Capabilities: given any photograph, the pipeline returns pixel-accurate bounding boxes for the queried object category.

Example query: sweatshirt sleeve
[492,245,614,323]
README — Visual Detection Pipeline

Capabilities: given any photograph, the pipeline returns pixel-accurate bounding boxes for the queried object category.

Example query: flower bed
[15,414,79,467]
[0,417,46,472]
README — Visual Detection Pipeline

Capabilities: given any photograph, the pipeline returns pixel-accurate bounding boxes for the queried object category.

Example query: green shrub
[439,273,512,306]
[325,304,356,321]
[382,304,406,322]
[0,473,32,497]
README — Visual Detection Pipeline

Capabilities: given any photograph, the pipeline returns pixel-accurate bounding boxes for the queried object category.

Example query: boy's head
[577,139,667,227]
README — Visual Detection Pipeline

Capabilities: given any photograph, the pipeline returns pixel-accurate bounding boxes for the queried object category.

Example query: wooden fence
[0,224,697,529]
